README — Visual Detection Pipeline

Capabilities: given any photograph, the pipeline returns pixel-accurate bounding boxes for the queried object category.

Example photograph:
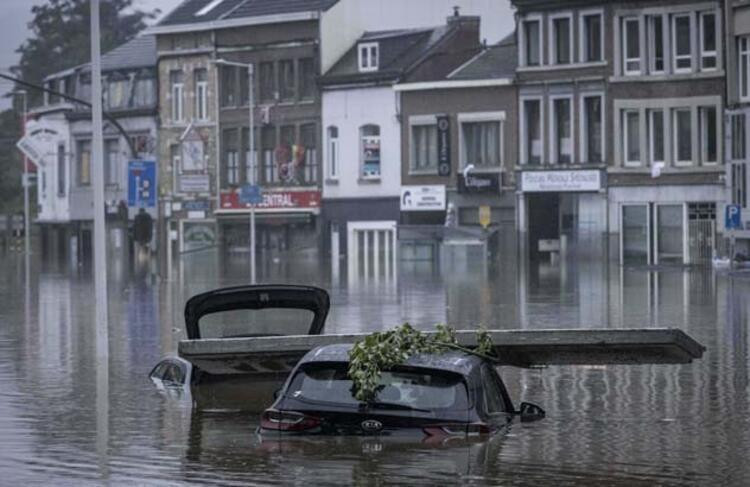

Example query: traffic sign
[240,184,263,205]
[726,204,742,231]
[128,160,156,208]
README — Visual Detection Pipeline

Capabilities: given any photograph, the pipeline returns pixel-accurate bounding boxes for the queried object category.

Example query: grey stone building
[512,0,726,265]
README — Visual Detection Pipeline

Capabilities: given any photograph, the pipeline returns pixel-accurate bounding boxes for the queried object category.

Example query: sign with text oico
[401,185,446,212]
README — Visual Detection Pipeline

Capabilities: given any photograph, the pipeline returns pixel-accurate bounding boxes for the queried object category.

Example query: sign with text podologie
[220,190,321,210]
[437,115,451,177]
[400,185,446,212]
[521,170,602,192]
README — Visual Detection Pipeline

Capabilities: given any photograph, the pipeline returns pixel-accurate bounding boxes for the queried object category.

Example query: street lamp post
[15,90,30,256]
[214,59,256,283]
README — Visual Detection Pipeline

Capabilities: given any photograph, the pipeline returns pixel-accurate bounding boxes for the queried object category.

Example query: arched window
[360,124,380,179]
[327,126,339,179]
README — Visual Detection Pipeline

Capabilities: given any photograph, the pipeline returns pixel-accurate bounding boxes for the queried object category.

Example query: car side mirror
[518,401,545,423]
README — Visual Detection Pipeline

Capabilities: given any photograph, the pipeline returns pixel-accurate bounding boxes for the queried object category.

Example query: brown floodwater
[0,243,749,485]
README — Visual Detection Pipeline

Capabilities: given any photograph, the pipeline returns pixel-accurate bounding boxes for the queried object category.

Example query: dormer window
[358,42,379,72]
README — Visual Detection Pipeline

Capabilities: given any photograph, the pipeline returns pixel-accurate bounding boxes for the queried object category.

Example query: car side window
[149,362,169,380]
[163,362,185,385]
[481,364,507,414]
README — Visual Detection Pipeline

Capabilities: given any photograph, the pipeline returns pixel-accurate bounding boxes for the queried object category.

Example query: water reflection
[0,241,749,484]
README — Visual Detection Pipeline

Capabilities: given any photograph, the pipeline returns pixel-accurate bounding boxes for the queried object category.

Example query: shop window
[672,14,692,73]
[77,139,91,186]
[622,205,649,264]
[410,122,438,172]
[522,19,541,66]
[657,205,684,263]
[582,95,602,163]
[327,126,339,180]
[360,124,381,178]
[550,15,572,65]
[551,97,572,164]
[522,98,542,165]
[461,120,502,168]
[580,12,602,62]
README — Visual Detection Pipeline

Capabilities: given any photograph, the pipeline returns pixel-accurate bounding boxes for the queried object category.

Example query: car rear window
[286,363,470,410]
[198,308,315,338]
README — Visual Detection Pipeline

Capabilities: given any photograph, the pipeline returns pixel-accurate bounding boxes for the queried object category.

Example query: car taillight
[423,423,491,437]
[260,409,321,432]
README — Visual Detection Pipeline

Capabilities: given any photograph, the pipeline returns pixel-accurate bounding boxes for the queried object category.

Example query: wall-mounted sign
[183,199,210,211]
[521,170,602,192]
[726,204,742,231]
[437,115,451,177]
[400,185,446,212]
[181,221,216,252]
[16,120,63,168]
[179,174,210,193]
[180,124,206,172]
[128,160,156,208]
[458,172,500,193]
[220,190,321,210]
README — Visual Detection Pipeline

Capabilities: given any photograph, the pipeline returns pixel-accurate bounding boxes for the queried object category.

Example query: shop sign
[182,221,216,252]
[179,174,210,193]
[183,200,210,211]
[400,185,446,212]
[521,170,601,192]
[458,173,500,193]
[220,190,321,210]
[437,116,451,177]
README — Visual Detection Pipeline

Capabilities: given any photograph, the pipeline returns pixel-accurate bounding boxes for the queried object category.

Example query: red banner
[220,190,321,210]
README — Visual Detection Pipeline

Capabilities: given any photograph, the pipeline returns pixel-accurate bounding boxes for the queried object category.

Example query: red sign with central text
[220,190,321,210]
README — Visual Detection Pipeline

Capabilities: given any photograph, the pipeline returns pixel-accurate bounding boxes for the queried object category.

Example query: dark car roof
[299,344,484,376]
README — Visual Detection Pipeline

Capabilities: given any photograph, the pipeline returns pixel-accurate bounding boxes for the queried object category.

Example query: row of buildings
[22,0,750,270]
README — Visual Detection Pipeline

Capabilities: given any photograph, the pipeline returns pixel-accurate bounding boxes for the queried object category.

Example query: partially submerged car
[150,284,330,410]
[259,344,545,438]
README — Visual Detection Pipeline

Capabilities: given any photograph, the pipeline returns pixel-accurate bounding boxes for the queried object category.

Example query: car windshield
[286,363,470,411]
[198,308,315,338]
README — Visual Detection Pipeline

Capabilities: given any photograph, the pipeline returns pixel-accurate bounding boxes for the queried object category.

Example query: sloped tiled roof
[448,33,517,81]
[100,35,157,71]
[158,0,337,26]
[320,25,452,86]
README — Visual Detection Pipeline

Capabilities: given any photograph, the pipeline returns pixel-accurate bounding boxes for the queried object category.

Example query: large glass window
[194,68,208,120]
[673,14,692,72]
[523,99,541,165]
[552,17,571,64]
[77,140,91,186]
[624,109,641,166]
[327,126,339,179]
[279,60,295,101]
[107,76,129,110]
[673,108,692,164]
[700,12,717,70]
[410,123,438,171]
[552,98,572,164]
[461,120,502,168]
[623,17,641,74]
[133,74,155,108]
[622,205,649,264]
[360,125,381,178]
[523,19,540,66]
[170,70,184,122]
[582,13,602,62]
[657,205,684,263]
[648,15,665,73]
[583,95,602,163]
[700,106,717,164]
[649,109,665,164]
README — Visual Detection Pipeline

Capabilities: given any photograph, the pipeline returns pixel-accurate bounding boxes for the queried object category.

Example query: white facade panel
[27,113,72,223]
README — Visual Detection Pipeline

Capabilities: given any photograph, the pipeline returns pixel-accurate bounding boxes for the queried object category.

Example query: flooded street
[1,246,749,486]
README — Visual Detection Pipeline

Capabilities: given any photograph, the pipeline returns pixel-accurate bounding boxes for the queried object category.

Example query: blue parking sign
[240,184,263,205]
[726,204,742,231]
[128,160,156,208]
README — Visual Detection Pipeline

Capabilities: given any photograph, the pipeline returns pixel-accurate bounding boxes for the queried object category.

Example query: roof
[158,0,338,27]
[45,35,157,81]
[448,33,517,81]
[298,344,483,376]
[320,25,452,86]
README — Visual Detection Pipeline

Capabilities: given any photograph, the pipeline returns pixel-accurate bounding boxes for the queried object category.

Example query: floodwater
[1,240,749,486]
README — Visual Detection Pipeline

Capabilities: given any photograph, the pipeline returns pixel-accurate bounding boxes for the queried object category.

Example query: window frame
[359,124,381,180]
[457,111,506,171]
[326,126,339,180]
[623,109,642,167]
[520,96,544,165]
[740,37,750,102]
[699,11,717,71]
[76,139,92,187]
[548,12,573,65]
[579,93,604,164]
[194,69,208,121]
[730,113,746,162]
[648,109,665,166]
[579,9,604,63]
[622,16,642,75]
[549,94,574,165]
[57,143,66,197]
[520,15,543,67]
[358,42,379,72]
[408,115,439,174]
[672,107,693,166]
[672,13,693,74]
[699,105,718,165]
[648,15,666,74]
[170,70,184,123]
[104,138,120,187]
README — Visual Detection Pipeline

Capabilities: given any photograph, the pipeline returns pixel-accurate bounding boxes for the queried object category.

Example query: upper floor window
[673,107,692,165]
[360,124,381,179]
[649,109,665,165]
[700,106,717,164]
[222,128,239,187]
[522,98,542,165]
[522,18,541,66]
[741,37,750,101]
[194,68,208,121]
[170,70,184,122]
[326,126,339,180]
[672,14,692,73]
[104,139,120,186]
[410,118,438,172]
[580,12,603,62]
[648,16,665,73]
[133,72,156,108]
[581,95,603,163]
[551,97,573,164]
[623,109,641,167]
[700,12,717,70]
[550,15,572,65]
[107,75,129,110]
[623,17,641,74]
[299,58,315,100]
[358,42,379,72]
[279,60,295,101]
[731,113,746,161]
[460,116,503,169]
[77,139,92,186]
[259,62,276,101]
[57,144,66,197]
[221,66,237,107]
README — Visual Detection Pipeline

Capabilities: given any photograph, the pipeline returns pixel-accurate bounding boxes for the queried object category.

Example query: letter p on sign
[726,204,742,231]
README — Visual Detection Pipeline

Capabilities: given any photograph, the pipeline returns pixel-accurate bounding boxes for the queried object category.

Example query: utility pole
[91,0,109,337]
[14,90,31,256]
